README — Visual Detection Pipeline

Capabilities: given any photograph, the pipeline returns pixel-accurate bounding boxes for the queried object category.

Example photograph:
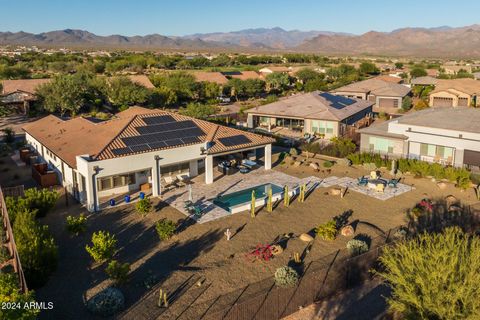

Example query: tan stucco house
[429,79,480,108]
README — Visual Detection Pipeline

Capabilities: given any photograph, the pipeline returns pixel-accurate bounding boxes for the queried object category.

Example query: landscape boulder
[299,233,314,242]
[340,225,354,237]
[437,182,448,190]
[270,245,284,255]
[293,161,302,167]
[309,162,320,171]
[329,188,342,196]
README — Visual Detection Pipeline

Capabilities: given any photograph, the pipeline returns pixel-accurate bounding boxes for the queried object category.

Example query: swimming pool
[213,183,284,213]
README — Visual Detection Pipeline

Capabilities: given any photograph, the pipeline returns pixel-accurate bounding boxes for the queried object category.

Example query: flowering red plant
[418,199,433,212]
[246,244,274,262]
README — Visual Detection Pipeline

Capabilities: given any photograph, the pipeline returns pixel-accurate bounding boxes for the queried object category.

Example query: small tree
[155,219,176,241]
[377,227,480,319]
[105,260,130,285]
[0,273,39,319]
[401,96,412,111]
[1,127,15,144]
[86,231,117,263]
[300,142,320,159]
[13,210,58,288]
[346,239,369,256]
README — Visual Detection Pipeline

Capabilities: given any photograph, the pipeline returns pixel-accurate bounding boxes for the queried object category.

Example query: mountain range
[1,25,480,57]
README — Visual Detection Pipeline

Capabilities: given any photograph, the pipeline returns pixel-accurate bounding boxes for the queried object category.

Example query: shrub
[320,137,356,158]
[66,214,87,235]
[1,127,15,144]
[135,198,152,216]
[85,231,117,263]
[105,260,130,285]
[323,160,334,168]
[315,220,337,240]
[86,287,125,316]
[155,219,176,241]
[6,188,58,221]
[300,142,320,159]
[274,266,299,288]
[346,239,369,256]
[246,244,274,262]
[13,210,58,288]
[377,227,480,319]
[0,273,39,319]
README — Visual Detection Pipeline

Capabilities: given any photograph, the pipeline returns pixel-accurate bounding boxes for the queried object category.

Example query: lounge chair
[388,178,399,188]
[188,204,203,217]
[164,175,178,187]
[357,176,368,186]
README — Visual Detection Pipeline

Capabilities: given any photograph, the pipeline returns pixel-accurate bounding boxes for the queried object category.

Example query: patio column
[205,155,214,184]
[86,168,99,212]
[152,156,161,197]
[264,144,272,170]
[189,160,198,177]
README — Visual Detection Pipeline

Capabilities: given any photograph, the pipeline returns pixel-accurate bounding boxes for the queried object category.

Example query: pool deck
[161,170,413,224]
[161,168,322,223]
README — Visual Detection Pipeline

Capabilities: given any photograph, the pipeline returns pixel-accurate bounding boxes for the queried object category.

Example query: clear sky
[1,0,479,36]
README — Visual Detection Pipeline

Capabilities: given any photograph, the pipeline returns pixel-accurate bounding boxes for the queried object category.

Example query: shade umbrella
[188,184,193,202]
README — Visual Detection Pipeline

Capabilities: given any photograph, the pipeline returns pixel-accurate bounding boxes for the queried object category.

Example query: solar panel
[181,136,201,144]
[112,148,131,156]
[147,141,167,149]
[164,139,183,147]
[129,144,150,152]
[219,135,252,147]
[136,120,198,134]
[142,115,176,125]
[319,92,355,109]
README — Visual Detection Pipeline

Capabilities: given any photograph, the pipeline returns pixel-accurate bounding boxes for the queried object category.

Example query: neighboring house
[359,108,480,170]
[373,75,404,84]
[0,78,51,114]
[442,65,472,75]
[473,72,480,80]
[332,78,411,114]
[411,76,438,86]
[192,71,229,85]
[22,106,274,212]
[258,66,292,75]
[429,79,480,107]
[426,69,440,77]
[246,91,373,139]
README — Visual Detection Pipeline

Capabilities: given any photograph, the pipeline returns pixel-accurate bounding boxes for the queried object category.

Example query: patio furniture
[387,178,399,188]
[375,184,385,193]
[239,166,250,174]
[367,179,387,190]
[139,192,145,200]
[242,159,257,169]
[184,200,193,210]
[140,183,151,192]
[164,175,178,187]
[124,195,131,203]
[187,204,203,217]
[370,171,379,179]
[109,199,116,206]
[357,176,368,186]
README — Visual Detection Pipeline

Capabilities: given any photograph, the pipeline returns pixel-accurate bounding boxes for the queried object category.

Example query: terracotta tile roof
[431,78,480,96]
[126,75,155,89]
[411,76,437,86]
[192,72,229,85]
[1,78,51,95]
[23,107,274,168]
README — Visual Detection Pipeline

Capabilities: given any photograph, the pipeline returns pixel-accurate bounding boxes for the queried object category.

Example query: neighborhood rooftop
[246,91,374,121]
[360,107,480,136]
[22,106,274,168]
[1,78,51,95]
[430,78,480,95]
[333,78,411,97]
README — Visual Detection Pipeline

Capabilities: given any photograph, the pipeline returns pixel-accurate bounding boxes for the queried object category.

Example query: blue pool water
[213,183,284,212]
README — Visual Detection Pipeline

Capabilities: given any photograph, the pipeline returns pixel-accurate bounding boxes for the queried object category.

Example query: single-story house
[359,108,480,170]
[246,91,373,139]
[192,72,229,85]
[125,75,155,89]
[258,66,292,75]
[1,78,51,114]
[373,75,404,84]
[428,79,480,108]
[442,65,472,75]
[22,106,274,212]
[411,76,438,86]
[473,72,480,80]
[332,78,411,114]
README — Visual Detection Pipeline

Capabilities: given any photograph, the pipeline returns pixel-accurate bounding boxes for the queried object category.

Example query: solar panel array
[111,115,205,156]
[218,135,252,147]
[319,92,356,110]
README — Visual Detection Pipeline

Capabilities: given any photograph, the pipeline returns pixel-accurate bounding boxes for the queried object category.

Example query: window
[161,162,190,176]
[419,143,454,159]
[312,120,334,135]
[369,137,394,153]
[98,173,136,191]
